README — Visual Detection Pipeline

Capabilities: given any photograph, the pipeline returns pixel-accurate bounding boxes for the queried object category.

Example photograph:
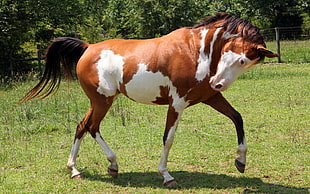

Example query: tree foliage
[0,0,309,75]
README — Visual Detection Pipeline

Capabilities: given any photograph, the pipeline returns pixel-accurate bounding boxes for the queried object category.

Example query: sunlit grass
[0,63,309,193]
[265,40,310,63]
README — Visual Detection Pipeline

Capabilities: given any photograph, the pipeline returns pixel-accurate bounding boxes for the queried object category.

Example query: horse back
[76,29,213,105]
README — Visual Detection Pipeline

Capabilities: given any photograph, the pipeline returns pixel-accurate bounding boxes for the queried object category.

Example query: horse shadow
[81,170,309,193]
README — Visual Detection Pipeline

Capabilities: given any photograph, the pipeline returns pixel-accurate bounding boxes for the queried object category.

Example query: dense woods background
[1,0,309,76]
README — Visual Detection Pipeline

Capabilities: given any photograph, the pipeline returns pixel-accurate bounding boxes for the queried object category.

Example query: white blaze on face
[97,50,124,96]
[196,28,222,81]
[125,63,169,104]
[209,51,252,91]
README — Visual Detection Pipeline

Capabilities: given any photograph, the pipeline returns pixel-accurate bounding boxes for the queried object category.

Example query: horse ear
[257,45,278,58]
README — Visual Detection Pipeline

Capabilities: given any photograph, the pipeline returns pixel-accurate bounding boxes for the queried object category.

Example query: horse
[20,13,278,187]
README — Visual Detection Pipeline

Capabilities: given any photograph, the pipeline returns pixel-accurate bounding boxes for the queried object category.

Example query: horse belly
[124,64,169,105]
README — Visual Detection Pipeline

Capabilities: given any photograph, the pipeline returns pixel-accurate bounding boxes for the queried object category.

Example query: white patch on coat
[169,86,189,112]
[96,50,124,96]
[195,28,222,81]
[195,28,209,81]
[208,27,222,68]
[125,63,170,104]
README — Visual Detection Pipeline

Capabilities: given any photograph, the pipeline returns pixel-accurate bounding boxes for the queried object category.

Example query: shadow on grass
[81,170,309,193]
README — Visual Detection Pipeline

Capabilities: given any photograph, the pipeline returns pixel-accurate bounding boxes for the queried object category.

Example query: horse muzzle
[209,76,228,91]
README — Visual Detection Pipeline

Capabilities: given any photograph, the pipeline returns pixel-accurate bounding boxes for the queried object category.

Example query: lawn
[0,63,309,193]
[265,40,310,63]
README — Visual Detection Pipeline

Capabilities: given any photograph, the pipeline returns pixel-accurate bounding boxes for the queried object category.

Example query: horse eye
[240,59,245,65]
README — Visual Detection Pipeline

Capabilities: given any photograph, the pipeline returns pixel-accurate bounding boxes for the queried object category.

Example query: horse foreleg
[158,104,185,187]
[203,92,247,173]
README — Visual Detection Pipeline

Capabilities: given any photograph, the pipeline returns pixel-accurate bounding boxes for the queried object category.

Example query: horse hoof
[235,159,245,173]
[108,167,118,178]
[164,179,178,188]
[72,174,83,179]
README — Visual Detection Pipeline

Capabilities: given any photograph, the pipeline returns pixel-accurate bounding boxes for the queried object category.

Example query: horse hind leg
[93,132,118,178]
[67,96,118,179]
[67,109,92,179]
[87,96,118,178]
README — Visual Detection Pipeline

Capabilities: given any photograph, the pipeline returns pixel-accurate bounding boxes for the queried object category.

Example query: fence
[1,27,309,77]
[0,45,43,78]
[260,26,310,63]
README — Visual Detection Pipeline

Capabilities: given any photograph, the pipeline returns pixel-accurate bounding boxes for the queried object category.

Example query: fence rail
[260,26,310,63]
[1,26,309,77]
[0,45,43,78]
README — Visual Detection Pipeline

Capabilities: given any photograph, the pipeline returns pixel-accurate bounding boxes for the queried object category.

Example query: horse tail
[19,37,88,102]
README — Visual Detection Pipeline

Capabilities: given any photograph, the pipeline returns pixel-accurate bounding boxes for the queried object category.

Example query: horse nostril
[215,84,223,89]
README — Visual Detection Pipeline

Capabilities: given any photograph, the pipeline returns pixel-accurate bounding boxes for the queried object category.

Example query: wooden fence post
[37,44,42,76]
[275,27,281,63]
[9,50,14,78]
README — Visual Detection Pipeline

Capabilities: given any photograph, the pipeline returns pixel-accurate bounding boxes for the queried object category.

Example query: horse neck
[189,26,228,77]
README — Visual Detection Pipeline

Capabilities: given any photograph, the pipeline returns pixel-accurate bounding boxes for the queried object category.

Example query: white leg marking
[67,136,85,178]
[158,119,180,184]
[95,132,118,171]
[158,97,188,184]
[237,137,247,164]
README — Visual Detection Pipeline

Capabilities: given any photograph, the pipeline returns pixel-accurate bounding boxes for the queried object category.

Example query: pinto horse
[20,13,277,187]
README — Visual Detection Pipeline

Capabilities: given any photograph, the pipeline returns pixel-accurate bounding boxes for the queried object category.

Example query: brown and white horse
[20,13,277,187]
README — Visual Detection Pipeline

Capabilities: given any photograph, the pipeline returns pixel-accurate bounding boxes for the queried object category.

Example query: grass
[265,40,310,63]
[0,63,309,193]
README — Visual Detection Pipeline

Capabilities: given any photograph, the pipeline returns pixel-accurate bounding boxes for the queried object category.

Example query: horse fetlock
[66,160,75,169]
[236,145,247,165]
[107,154,117,164]
[236,150,247,163]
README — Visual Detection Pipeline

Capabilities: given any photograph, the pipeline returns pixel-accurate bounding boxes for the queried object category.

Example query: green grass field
[265,40,310,63]
[0,63,309,193]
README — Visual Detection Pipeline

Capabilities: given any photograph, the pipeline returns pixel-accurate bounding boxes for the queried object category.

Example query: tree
[0,0,85,75]
[1,0,309,76]
[0,0,35,74]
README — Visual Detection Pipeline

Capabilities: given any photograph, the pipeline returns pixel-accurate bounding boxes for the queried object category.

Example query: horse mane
[192,13,265,45]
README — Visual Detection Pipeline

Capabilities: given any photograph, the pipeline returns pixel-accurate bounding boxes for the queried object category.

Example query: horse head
[206,13,278,91]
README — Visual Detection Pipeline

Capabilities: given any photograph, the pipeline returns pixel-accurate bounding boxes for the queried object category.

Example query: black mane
[192,13,265,45]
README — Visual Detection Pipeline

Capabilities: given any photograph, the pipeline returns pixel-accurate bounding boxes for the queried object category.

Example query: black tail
[20,37,88,102]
